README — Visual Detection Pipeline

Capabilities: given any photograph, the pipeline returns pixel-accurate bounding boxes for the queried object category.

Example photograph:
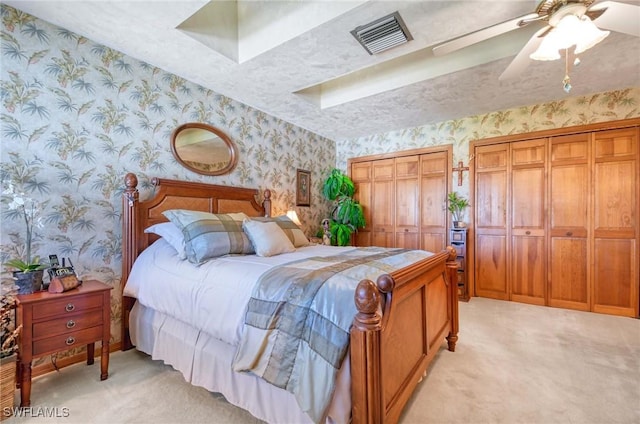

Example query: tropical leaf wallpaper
[1,3,638,350]
[337,88,639,201]
[0,5,335,346]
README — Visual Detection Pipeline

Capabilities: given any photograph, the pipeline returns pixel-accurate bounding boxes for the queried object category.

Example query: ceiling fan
[432,0,640,88]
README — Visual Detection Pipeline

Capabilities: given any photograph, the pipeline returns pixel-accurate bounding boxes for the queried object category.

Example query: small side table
[450,228,469,301]
[16,280,112,407]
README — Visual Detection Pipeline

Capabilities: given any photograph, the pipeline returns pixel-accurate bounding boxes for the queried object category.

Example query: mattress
[124,239,356,345]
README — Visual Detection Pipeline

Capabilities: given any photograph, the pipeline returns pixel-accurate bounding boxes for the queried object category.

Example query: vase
[13,270,44,294]
[0,354,16,421]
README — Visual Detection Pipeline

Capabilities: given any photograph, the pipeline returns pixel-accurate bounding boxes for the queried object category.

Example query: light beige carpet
[5,298,640,424]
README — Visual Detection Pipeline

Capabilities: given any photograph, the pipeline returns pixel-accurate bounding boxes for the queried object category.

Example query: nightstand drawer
[32,309,103,339]
[32,326,103,356]
[32,293,103,321]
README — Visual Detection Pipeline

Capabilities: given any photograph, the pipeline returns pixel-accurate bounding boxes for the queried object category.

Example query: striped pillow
[253,215,309,247]
[163,210,254,264]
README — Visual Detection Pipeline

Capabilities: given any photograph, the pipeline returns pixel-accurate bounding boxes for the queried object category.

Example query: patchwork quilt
[232,247,432,422]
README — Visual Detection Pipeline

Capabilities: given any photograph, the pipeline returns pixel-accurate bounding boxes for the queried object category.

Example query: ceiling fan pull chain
[563,48,572,93]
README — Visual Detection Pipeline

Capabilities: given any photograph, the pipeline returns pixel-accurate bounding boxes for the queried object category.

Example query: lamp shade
[286,210,302,226]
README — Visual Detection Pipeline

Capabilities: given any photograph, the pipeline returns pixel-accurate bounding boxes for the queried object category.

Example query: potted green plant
[321,168,366,246]
[447,192,469,228]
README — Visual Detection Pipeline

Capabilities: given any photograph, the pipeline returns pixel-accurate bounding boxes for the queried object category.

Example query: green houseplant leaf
[321,169,365,246]
[447,192,469,222]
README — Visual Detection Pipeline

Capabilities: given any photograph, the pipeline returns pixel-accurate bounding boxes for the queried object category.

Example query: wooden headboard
[120,172,271,349]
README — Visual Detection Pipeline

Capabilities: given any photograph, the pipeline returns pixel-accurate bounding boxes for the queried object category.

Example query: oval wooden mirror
[171,123,237,176]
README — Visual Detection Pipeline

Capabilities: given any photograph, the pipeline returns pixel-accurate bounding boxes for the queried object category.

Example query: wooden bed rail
[350,247,459,423]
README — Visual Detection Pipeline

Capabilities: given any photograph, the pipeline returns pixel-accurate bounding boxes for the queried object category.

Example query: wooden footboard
[350,247,459,423]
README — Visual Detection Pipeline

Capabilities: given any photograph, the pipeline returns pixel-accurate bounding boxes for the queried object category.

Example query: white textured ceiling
[6,0,640,141]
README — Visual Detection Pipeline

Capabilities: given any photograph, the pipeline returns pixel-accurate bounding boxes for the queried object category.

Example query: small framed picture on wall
[296,169,311,206]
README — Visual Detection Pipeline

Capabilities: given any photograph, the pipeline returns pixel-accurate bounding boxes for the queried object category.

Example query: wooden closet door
[395,156,419,249]
[351,161,372,247]
[592,128,638,317]
[420,152,448,252]
[548,134,590,311]
[510,140,547,305]
[475,144,509,300]
[372,159,395,247]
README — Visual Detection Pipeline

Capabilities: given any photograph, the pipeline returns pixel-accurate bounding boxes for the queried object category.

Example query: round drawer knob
[566,231,573,237]
[525,231,531,235]
[65,337,76,346]
[66,320,76,329]
[65,303,75,312]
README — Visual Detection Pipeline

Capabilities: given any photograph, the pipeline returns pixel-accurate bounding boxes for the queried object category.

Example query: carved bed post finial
[124,173,138,206]
[353,279,382,330]
[376,274,395,313]
[263,189,272,217]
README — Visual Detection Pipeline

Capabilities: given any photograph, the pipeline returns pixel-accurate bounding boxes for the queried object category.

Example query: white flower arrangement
[2,183,47,272]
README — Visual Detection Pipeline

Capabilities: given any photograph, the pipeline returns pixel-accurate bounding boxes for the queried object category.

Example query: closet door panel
[476,172,507,229]
[593,239,636,315]
[372,159,395,247]
[592,128,638,316]
[395,156,419,249]
[594,160,635,236]
[510,139,546,305]
[549,238,589,310]
[549,134,590,311]
[475,235,508,298]
[421,152,447,252]
[475,144,508,299]
[511,236,546,303]
[351,161,372,246]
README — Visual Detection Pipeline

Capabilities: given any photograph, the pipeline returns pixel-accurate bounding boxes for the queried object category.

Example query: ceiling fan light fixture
[530,12,610,61]
[574,15,610,54]
[529,30,563,60]
[530,13,581,61]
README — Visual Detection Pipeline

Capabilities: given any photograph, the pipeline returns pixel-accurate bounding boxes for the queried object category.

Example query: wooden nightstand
[16,280,112,407]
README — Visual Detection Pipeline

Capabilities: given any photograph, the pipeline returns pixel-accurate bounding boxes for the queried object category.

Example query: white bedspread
[123,239,356,346]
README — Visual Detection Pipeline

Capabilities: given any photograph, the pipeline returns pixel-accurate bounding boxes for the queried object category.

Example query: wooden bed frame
[120,172,459,424]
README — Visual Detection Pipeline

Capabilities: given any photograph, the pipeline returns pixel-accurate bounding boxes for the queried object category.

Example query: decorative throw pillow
[253,215,309,247]
[144,222,186,259]
[163,210,254,264]
[242,219,296,257]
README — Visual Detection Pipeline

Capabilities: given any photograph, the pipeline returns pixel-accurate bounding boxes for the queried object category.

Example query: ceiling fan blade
[499,26,549,81]
[584,8,607,21]
[589,1,640,37]
[433,13,540,56]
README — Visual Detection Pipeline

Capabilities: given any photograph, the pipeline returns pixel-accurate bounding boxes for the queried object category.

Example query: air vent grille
[351,11,413,55]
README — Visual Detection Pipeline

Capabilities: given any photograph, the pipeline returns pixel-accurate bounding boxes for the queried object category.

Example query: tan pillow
[242,219,295,257]
[253,215,309,247]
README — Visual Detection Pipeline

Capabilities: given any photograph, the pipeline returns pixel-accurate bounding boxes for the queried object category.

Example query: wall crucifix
[452,160,469,186]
